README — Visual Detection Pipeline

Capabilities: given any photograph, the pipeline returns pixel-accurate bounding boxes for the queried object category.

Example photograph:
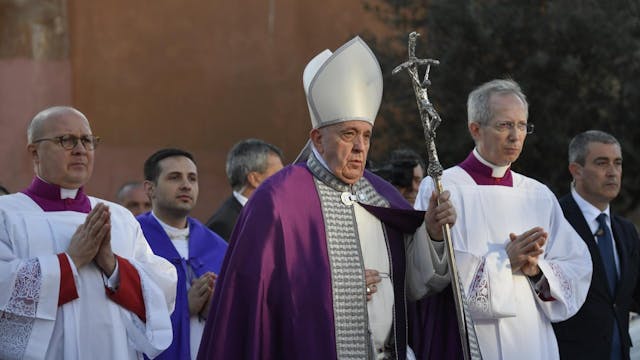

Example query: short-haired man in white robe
[0,106,177,359]
[415,79,592,360]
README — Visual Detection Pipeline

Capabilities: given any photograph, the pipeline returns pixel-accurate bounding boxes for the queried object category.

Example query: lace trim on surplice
[549,262,572,301]
[467,259,490,314]
[0,258,42,360]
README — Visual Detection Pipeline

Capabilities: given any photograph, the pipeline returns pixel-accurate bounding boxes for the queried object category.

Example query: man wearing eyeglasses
[414,79,592,360]
[0,106,177,359]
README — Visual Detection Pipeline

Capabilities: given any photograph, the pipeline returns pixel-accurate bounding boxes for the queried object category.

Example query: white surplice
[312,147,449,357]
[354,203,449,358]
[0,193,177,360]
[415,166,592,360]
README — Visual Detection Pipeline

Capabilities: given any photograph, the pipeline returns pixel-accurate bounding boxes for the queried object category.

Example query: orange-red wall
[1,0,389,220]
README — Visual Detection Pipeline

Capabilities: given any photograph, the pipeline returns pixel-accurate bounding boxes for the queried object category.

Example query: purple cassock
[408,286,464,359]
[137,213,227,360]
[196,162,460,360]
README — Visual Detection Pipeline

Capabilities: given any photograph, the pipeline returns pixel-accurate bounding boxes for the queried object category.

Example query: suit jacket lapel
[611,216,629,300]
[562,195,612,299]
[231,196,243,212]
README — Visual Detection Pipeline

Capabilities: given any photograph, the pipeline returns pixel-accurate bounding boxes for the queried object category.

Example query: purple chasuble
[458,151,513,187]
[21,177,91,213]
[408,286,464,360]
[197,164,426,360]
[138,213,227,360]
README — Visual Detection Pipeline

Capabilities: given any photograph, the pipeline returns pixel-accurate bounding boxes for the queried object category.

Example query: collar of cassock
[458,149,513,187]
[307,150,425,233]
[21,177,91,213]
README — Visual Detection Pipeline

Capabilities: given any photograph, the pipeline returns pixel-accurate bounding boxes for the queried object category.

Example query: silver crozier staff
[392,31,482,360]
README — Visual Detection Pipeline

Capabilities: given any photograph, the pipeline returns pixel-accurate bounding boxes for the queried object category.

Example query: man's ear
[568,162,582,181]
[143,180,155,199]
[246,171,261,189]
[468,122,481,141]
[310,128,323,154]
[27,143,39,163]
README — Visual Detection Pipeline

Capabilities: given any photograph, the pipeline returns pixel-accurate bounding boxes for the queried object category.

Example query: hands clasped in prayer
[189,272,217,318]
[67,203,117,276]
[507,226,548,277]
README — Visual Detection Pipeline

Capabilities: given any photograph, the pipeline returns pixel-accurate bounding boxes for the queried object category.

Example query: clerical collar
[458,150,513,186]
[311,145,331,171]
[22,177,91,213]
[151,211,190,240]
[232,191,248,206]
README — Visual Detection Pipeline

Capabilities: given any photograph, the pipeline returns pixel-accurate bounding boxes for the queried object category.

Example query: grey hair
[27,106,88,143]
[226,139,283,191]
[568,130,620,165]
[467,79,529,125]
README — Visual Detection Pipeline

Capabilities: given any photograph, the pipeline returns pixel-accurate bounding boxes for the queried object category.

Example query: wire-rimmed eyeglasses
[489,121,535,134]
[32,134,101,150]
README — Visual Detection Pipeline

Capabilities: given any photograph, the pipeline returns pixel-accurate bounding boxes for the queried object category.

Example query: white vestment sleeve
[117,224,176,358]
[0,195,178,359]
[104,261,120,290]
[416,167,592,360]
[414,176,518,319]
[406,223,450,301]
[415,172,592,323]
[456,249,518,319]
[531,199,592,322]
[0,211,62,359]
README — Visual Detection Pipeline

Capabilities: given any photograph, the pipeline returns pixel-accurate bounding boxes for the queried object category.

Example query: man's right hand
[67,203,111,269]
[365,269,383,301]
[188,272,216,316]
[506,227,547,274]
[425,190,457,241]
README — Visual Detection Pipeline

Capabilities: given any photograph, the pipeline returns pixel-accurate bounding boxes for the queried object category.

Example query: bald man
[116,181,151,216]
[0,106,177,359]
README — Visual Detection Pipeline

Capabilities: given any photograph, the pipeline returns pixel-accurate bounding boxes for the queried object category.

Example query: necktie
[596,213,621,360]
[596,213,617,295]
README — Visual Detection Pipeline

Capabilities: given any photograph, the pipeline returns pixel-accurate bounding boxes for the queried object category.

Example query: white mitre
[303,36,383,129]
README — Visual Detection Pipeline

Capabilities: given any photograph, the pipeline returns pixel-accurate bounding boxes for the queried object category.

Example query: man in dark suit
[553,130,640,360]
[206,139,283,241]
